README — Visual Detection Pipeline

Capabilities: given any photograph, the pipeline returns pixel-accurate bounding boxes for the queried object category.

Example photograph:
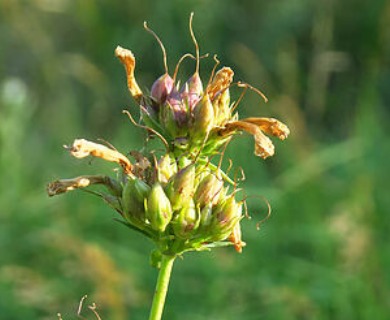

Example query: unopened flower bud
[190,94,214,143]
[181,72,203,110]
[172,199,199,238]
[197,202,213,232]
[166,89,188,127]
[150,73,174,105]
[122,177,151,226]
[146,183,173,232]
[194,173,223,208]
[159,101,185,138]
[156,153,177,184]
[166,164,195,211]
[211,195,242,238]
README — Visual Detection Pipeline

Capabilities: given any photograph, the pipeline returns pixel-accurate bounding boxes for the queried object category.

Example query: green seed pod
[193,173,223,209]
[166,163,195,211]
[190,94,214,143]
[122,177,151,226]
[172,199,199,239]
[145,182,173,232]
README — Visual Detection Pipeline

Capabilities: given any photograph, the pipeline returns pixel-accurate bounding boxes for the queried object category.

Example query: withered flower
[114,46,143,102]
[69,139,134,175]
[218,117,290,159]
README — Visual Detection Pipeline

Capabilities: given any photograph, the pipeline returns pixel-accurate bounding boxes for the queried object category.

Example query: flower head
[47,14,289,258]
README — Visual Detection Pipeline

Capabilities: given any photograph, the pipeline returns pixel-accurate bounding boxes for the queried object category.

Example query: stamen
[189,12,200,73]
[231,85,248,113]
[173,53,209,82]
[255,196,271,230]
[173,53,195,82]
[236,81,268,103]
[144,21,169,74]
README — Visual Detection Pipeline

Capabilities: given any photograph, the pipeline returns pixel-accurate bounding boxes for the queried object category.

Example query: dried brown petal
[206,67,234,101]
[220,121,275,159]
[47,175,106,196]
[115,46,143,102]
[243,117,290,140]
[69,139,133,175]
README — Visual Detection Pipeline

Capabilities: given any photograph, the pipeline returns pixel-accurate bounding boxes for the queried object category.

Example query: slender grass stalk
[148,255,176,320]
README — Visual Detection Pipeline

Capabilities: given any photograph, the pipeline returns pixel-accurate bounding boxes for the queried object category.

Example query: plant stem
[148,254,176,320]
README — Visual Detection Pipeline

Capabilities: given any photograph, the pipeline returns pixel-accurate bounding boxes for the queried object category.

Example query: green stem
[148,254,176,320]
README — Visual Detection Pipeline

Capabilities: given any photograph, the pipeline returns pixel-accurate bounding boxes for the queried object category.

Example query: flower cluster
[47,14,289,259]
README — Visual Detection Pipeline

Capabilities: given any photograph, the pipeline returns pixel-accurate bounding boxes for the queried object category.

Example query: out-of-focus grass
[0,0,389,319]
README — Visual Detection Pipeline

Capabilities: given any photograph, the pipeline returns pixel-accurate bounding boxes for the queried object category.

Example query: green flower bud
[166,164,195,211]
[157,153,177,184]
[172,199,199,239]
[210,195,242,239]
[190,94,214,143]
[122,177,151,226]
[146,182,173,232]
[194,173,223,209]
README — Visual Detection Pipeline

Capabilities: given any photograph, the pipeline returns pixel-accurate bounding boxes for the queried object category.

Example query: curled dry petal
[242,117,290,140]
[47,175,107,196]
[115,46,143,102]
[206,67,234,101]
[219,121,275,159]
[69,139,134,175]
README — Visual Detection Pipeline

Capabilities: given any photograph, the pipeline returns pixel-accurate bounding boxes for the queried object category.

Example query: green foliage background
[1,0,389,319]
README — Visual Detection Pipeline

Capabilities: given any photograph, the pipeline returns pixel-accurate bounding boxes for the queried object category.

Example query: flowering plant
[47,13,289,320]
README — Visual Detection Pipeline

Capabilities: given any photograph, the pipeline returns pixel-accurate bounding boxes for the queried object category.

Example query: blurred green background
[1,0,389,319]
